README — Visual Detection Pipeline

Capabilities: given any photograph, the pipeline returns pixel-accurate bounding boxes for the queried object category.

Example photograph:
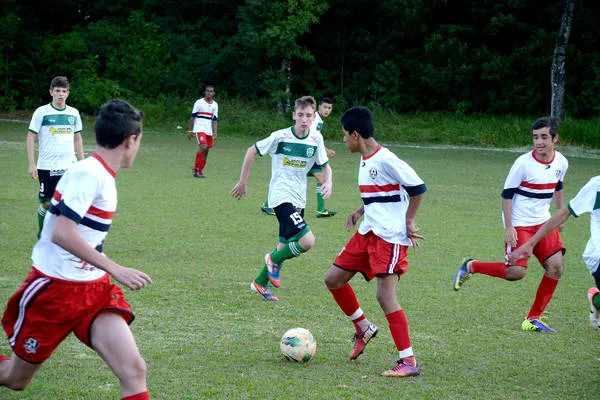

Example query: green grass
[0,118,599,399]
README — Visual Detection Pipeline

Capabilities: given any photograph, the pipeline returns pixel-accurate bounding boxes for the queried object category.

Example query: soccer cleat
[193,168,205,178]
[521,318,556,333]
[587,287,600,329]
[453,257,475,291]
[261,205,275,216]
[250,281,279,301]
[316,209,337,218]
[265,252,281,287]
[349,323,378,360]
[381,360,421,377]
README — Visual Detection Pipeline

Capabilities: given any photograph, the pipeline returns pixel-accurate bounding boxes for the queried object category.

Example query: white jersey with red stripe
[502,150,568,227]
[191,97,218,135]
[31,153,117,281]
[567,176,600,273]
[357,146,426,245]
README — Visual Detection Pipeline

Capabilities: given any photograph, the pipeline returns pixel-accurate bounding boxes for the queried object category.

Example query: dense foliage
[1,0,599,117]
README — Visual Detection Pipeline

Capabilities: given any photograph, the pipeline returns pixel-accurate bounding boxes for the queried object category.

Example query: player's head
[532,116,560,138]
[49,76,70,108]
[341,106,374,139]
[293,96,317,133]
[95,99,144,150]
[318,97,333,118]
[204,84,215,101]
[50,76,69,90]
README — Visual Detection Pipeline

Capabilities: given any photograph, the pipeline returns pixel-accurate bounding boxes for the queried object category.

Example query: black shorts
[274,203,309,242]
[38,169,65,200]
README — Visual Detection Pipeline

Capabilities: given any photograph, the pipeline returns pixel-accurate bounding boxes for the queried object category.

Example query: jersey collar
[91,152,117,177]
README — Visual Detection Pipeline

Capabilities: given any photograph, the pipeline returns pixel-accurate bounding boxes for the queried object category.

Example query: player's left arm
[553,187,566,231]
[74,132,84,161]
[406,193,425,248]
[212,119,218,140]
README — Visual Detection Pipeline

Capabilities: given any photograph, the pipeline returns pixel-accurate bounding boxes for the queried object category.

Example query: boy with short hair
[27,76,85,237]
[324,106,426,377]
[2,99,152,400]
[231,96,332,301]
[188,84,218,178]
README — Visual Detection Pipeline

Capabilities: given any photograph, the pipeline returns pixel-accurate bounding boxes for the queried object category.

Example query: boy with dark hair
[261,96,337,217]
[324,106,426,377]
[27,76,85,237]
[232,96,333,301]
[188,84,218,178]
[2,99,153,400]
[454,116,568,333]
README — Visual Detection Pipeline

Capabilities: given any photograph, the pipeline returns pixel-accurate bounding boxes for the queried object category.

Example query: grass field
[0,118,599,399]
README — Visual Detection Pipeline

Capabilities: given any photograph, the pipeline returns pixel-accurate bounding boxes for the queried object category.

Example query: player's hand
[507,244,533,264]
[230,182,247,200]
[326,148,336,159]
[113,267,152,291]
[407,223,425,249]
[504,226,517,247]
[187,131,193,140]
[28,164,38,180]
[319,182,332,200]
[345,211,362,231]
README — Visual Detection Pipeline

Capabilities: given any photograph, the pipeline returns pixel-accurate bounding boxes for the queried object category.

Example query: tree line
[1,0,599,118]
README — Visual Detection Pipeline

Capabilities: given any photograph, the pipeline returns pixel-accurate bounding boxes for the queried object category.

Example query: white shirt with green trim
[28,103,83,170]
[568,176,600,273]
[256,127,328,209]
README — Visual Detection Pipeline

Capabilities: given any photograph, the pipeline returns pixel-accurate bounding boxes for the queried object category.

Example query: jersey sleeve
[213,102,219,120]
[568,177,600,217]
[556,156,568,191]
[388,157,426,197]
[54,169,100,224]
[501,157,524,199]
[190,100,200,116]
[314,133,329,166]
[28,108,43,134]
[255,131,279,157]
[74,109,83,134]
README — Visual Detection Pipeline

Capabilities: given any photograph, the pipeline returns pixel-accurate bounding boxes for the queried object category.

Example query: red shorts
[506,224,565,267]
[333,231,409,281]
[195,132,214,148]
[2,268,134,364]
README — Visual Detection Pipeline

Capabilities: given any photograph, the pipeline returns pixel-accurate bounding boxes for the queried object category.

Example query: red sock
[386,310,412,357]
[194,152,203,170]
[527,275,559,320]
[122,391,150,400]
[470,261,507,279]
[198,157,207,173]
[0,354,8,363]
[329,284,364,332]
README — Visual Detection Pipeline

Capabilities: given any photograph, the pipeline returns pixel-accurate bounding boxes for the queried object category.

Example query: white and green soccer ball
[280,327,316,363]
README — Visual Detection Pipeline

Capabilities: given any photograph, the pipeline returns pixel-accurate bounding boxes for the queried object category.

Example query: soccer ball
[280,327,316,363]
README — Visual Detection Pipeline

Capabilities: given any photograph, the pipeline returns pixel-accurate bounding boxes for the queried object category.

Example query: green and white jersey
[568,176,600,273]
[28,103,83,170]
[311,112,324,133]
[256,126,329,209]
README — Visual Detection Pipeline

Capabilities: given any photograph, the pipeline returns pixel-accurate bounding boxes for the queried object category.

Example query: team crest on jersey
[369,168,378,179]
[68,116,75,125]
[306,147,315,158]
[24,337,39,354]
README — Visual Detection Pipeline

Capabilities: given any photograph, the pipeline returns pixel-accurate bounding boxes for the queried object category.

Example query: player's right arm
[502,197,517,247]
[52,215,152,290]
[231,145,258,200]
[346,205,364,232]
[26,131,38,180]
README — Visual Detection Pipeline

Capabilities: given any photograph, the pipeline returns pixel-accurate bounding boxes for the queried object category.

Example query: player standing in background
[1,99,152,400]
[324,106,425,377]
[188,84,218,178]
[231,96,332,301]
[508,176,600,329]
[27,76,84,238]
[261,97,337,218]
[454,116,568,333]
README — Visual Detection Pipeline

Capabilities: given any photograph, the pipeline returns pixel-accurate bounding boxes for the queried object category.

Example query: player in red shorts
[324,106,426,377]
[188,84,218,178]
[453,116,568,333]
[0,100,152,400]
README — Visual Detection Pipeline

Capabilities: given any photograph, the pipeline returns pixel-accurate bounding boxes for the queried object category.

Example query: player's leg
[193,133,206,178]
[91,312,150,399]
[36,170,60,238]
[0,354,41,391]
[377,274,420,377]
[311,170,336,218]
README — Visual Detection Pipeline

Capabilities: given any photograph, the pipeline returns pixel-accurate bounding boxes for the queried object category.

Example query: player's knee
[299,235,315,251]
[120,356,147,384]
[505,266,526,281]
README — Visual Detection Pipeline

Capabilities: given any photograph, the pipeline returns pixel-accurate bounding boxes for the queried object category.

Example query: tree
[551,0,576,120]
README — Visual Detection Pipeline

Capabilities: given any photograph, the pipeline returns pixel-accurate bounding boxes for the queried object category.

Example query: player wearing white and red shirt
[324,106,425,378]
[26,76,85,238]
[454,116,568,333]
[188,84,218,178]
[1,100,152,400]
[508,176,600,329]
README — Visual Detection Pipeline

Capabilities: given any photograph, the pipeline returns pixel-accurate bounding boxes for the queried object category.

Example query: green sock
[263,199,269,208]
[594,293,600,310]
[37,204,46,238]
[255,266,270,286]
[316,184,325,211]
[271,241,306,265]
